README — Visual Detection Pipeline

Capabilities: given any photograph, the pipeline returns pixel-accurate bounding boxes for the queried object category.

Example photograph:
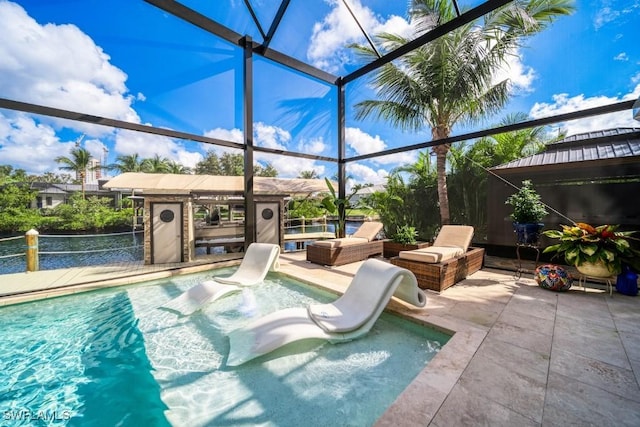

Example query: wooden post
[25,229,39,272]
[301,216,305,234]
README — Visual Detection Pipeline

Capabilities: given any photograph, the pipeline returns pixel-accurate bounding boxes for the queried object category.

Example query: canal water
[0,232,144,275]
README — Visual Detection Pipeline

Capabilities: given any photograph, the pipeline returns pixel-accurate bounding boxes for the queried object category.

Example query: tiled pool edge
[0,259,243,307]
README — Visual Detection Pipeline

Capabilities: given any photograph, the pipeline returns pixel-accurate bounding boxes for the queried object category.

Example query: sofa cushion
[312,237,369,248]
[398,246,464,263]
[351,221,383,241]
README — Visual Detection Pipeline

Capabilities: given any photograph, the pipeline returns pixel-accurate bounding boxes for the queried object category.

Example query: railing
[0,230,144,273]
[283,216,338,251]
[0,236,25,262]
[284,216,329,234]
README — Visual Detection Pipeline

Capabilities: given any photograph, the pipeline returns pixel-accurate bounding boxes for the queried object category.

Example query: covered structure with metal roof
[103,172,332,197]
[487,128,640,247]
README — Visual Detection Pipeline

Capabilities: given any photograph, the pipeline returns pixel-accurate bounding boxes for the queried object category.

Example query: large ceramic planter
[576,261,613,278]
[513,222,544,245]
[383,241,430,259]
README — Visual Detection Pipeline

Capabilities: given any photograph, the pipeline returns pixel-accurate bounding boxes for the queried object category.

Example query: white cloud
[0,1,139,137]
[346,127,386,155]
[346,162,388,185]
[593,7,620,30]
[495,48,537,94]
[0,112,72,174]
[372,150,417,166]
[594,1,640,30]
[254,122,290,150]
[614,52,629,61]
[345,127,416,166]
[529,83,640,136]
[307,0,410,73]
[297,137,327,155]
[204,127,244,144]
[0,1,150,175]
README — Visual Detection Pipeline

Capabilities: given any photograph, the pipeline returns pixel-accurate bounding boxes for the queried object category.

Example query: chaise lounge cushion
[312,237,369,248]
[432,225,474,250]
[350,221,383,241]
[398,225,474,264]
[399,246,464,263]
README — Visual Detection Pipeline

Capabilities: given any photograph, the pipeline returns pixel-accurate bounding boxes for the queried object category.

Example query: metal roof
[103,173,331,196]
[29,182,108,194]
[491,128,640,171]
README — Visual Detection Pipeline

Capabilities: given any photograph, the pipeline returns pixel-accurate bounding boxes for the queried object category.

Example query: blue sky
[1,0,639,186]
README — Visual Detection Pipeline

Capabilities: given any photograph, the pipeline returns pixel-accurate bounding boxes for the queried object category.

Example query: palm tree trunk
[80,171,86,199]
[432,126,450,225]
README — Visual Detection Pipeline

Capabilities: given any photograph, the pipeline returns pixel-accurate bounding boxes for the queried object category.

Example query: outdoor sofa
[390,225,484,292]
[306,221,384,266]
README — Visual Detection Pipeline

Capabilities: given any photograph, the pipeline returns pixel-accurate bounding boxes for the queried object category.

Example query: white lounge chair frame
[226,258,426,366]
[161,243,280,316]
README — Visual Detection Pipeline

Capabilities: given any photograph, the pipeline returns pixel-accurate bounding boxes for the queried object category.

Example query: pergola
[0,0,636,246]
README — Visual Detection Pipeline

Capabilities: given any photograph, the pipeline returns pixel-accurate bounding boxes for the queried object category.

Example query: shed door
[152,203,182,263]
[256,202,279,245]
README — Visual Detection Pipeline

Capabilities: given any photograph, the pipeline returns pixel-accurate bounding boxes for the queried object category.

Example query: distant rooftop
[491,127,640,171]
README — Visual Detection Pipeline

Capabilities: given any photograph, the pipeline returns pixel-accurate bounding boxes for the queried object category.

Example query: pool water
[0,269,449,426]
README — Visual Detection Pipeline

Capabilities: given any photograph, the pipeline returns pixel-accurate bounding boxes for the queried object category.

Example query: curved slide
[161,243,280,316]
[227,258,426,366]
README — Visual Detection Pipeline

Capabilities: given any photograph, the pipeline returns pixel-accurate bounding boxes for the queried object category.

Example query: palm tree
[141,154,171,173]
[488,112,563,161]
[166,160,192,174]
[352,0,574,225]
[298,170,320,179]
[109,153,145,173]
[55,147,94,198]
[396,151,436,186]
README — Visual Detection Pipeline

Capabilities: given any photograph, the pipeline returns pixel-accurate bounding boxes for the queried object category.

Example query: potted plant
[505,180,548,245]
[382,225,430,258]
[543,223,640,277]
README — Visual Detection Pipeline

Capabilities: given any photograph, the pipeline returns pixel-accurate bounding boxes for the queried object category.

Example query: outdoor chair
[306,221,384,266]
[390,225,484,292]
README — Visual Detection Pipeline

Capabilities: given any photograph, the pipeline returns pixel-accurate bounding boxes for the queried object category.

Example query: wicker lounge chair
[306,221,384,266]
[390,225,484,292]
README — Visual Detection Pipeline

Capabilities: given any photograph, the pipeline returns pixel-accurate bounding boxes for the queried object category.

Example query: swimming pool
[0,269,449,426]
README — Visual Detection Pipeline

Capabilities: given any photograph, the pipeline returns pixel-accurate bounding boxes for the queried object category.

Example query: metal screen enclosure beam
[243,36,256,247]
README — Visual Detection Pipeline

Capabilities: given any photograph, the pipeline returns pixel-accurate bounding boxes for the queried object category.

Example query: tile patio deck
[1,251,638,426]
